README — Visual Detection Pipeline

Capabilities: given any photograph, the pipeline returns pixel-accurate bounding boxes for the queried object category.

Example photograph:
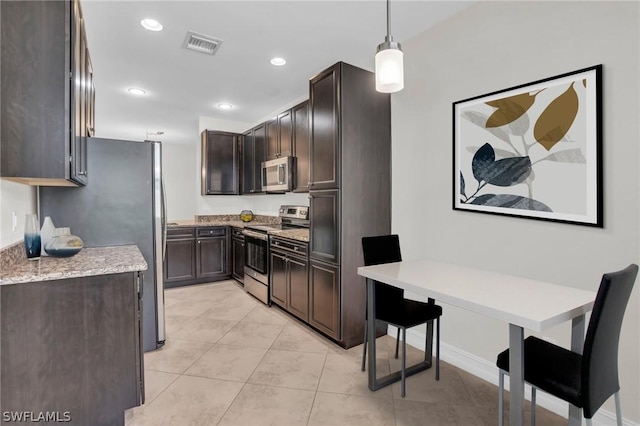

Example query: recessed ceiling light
[270,57,286,66]
[141,18,163,32]
[217,103,233,110]
[128,88,146,96]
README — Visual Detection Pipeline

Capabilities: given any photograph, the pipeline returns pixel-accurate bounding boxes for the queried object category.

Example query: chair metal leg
[395,327,401,359]
[586,418,593,426]
[361,320,368,372]
[531,387,536,426]
[615,391,623,426]
[436,317,440,381]
[401,327,406,397]
[498,370,504,426]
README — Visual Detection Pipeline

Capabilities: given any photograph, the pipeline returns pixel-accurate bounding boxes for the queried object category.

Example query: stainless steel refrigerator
[39,137,166,352]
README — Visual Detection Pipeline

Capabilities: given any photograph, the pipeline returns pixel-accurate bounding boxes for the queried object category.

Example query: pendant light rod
[386,0,391,41]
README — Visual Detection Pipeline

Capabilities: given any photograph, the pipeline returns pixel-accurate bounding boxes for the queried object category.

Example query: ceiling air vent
[182,31,223,55]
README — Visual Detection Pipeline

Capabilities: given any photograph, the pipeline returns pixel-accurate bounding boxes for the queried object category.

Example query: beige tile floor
[125,280,567,426]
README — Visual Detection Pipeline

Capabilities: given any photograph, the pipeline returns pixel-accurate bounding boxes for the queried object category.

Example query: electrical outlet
[12,211,18,232]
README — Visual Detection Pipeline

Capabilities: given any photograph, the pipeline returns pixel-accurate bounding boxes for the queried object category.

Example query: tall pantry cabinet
[308,62,391,348]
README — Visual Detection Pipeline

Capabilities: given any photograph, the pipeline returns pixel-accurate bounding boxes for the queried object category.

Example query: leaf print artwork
[453,65,601,226]
[533,83,579,150]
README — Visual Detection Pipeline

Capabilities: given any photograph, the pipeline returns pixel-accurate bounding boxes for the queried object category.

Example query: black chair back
[582,264,638,418]
[362,235,404,305]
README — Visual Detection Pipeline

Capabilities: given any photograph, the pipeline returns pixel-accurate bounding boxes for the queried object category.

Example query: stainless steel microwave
[261,156,293,192]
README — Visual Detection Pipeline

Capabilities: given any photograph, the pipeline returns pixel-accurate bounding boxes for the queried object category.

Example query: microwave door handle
[278,164,285,185]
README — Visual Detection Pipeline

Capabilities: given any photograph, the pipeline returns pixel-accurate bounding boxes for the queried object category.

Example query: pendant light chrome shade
[375,0,404,93]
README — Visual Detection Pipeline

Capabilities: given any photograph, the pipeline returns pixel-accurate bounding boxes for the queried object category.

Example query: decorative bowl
[240,210,254,222]
[44,228,83,257]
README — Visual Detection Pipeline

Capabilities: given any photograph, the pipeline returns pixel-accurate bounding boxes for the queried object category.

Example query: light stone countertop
[167,219,250,228]
[269,228,310,243]
[0,245,147,286]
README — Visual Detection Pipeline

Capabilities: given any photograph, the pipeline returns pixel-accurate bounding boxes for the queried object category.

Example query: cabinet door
[232,237,245,282]
[309,64,340,190]
[197,236,227,278]
[201,130,239,195]
[270,251,288,308]
[253,124,266,192]
[278,109,293,157]
[309,189,340,263]
[1,273,141,424]
[292,101,310,193]
[71,0,88,185]
[164,238,196,283]
[241,130,254,194]
[309,260,340,340]
[266,118,279,161]
[288,255,309,322]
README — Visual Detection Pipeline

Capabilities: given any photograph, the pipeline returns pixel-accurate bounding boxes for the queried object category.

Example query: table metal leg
[366,278,432,392]
[509,324,525,426]
[366,278,378,390]
[568,315,586,426]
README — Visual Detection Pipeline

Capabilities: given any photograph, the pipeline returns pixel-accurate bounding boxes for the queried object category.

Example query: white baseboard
[388,326,637,426]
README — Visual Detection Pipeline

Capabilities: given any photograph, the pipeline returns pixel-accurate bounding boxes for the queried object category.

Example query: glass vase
[24,213,41,260]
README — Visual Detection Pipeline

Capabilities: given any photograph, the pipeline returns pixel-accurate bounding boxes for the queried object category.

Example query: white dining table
[357,258,597,426]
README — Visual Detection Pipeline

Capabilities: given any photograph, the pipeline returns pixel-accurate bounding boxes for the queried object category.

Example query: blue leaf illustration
[471,194,552,212]
[471,143,495,184]
[460,172,466,197]
[471,143,531,187]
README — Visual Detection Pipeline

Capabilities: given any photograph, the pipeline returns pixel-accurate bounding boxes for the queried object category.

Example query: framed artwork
[453,65,602,227]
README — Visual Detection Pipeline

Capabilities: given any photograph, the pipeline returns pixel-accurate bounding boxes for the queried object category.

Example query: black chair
[496,264,638,426]
[361,234,443,397]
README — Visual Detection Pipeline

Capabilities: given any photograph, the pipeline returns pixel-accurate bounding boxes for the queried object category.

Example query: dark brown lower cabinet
[1,272,143,426]
[164,228,196,284]
[231,228,245,283]
[164,226,230,288]
[196,236,227,279]
[308,259,340,340]
[270,251,288,308]
[269,237,309,322]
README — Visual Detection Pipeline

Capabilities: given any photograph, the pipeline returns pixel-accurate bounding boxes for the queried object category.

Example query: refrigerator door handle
[161,174,167,260]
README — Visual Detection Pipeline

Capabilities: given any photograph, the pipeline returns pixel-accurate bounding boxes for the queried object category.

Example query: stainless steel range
[243,205,309,304]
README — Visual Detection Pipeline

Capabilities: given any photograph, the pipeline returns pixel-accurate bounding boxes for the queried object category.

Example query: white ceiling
[81,0,474,145]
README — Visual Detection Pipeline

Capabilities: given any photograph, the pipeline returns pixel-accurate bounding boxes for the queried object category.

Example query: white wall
[393,1,639,422]
[162,142,198,220]
[0,180,37,248]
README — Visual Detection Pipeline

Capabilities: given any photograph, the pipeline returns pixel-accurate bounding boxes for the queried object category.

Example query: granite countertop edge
[168,219,310,243]
[0,245,148,286]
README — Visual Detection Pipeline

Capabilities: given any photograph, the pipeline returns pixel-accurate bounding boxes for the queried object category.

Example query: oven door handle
[242,230,269,241]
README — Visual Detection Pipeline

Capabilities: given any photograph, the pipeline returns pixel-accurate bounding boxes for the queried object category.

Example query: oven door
[243,230,268,283]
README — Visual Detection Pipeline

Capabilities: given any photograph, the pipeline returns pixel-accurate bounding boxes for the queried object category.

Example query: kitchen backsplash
[196,214,280,224]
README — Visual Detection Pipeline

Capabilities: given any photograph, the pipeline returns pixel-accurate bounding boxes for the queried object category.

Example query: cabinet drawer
[197,227,226,238]
[271,237,308,257]
[232,227,245,240]
[167,227,195,239]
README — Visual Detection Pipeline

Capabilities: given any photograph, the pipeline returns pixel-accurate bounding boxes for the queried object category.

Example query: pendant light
[375,0,404,93]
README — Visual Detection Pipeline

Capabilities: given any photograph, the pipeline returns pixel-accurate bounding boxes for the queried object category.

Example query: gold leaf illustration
[582,78,587,88]
[485,93,536,128]
[533,83,579,151]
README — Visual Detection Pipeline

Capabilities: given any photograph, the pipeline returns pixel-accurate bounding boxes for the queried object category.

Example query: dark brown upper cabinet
[201,130,240,195]
[241,123,266,194]
[1,0,94,186]
[292,100,310,193]
[266,110,293,161]
[309,66,340,190]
